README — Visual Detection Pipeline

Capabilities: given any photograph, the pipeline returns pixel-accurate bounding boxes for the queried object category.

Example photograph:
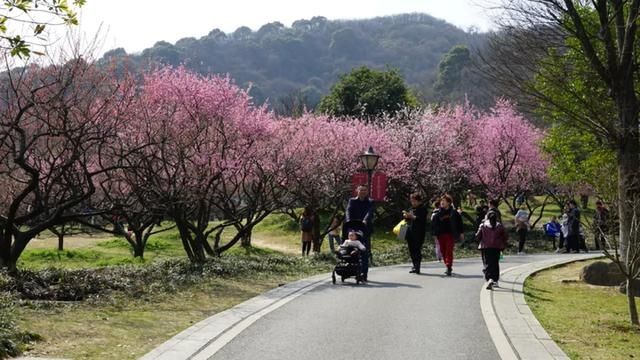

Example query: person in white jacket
[340,230,367,253]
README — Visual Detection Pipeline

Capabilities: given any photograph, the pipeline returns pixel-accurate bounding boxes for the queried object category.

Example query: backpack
[301,216,313,232]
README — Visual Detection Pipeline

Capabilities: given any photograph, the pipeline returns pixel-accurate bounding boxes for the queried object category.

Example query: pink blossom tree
[0,57,136,271]
[125,66,279,261]
[466,100,548,215]
[384,106,474,200]
[274,113,409,243]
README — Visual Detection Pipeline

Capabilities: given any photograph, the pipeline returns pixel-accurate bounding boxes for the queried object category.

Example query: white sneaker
[493,281,499,288]
[485,280,494,290]
[517,251,525,255]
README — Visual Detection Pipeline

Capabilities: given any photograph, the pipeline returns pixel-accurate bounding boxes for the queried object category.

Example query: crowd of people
[300,187,612,287]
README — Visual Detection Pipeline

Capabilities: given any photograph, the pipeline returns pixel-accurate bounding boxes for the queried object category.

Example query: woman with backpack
[300,207,315,256]
[476,211,508,290]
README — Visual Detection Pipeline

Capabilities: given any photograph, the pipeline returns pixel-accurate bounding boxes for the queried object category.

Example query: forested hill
[99,13,489,112]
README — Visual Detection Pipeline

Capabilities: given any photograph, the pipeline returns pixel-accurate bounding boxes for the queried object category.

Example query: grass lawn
[524,259,640,360]
[16,272,320,359]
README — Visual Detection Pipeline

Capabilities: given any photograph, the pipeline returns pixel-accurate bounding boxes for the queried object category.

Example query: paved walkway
[140,253,602,360]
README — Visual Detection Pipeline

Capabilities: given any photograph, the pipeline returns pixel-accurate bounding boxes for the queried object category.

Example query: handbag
[393,219,409,240]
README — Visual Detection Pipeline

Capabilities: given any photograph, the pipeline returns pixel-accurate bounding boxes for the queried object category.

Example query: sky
[54,0,498,56]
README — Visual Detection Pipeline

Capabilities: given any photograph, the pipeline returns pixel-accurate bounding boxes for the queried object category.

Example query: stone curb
[481,253,603,360]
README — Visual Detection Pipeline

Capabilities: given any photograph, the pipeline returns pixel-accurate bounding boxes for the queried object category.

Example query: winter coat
[431,206,463,238]
[476,220,508,250]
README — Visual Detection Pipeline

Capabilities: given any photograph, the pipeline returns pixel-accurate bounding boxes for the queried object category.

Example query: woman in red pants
[431,194,463,276]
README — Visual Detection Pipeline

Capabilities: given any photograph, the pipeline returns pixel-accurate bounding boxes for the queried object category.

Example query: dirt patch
[28,234,114,250]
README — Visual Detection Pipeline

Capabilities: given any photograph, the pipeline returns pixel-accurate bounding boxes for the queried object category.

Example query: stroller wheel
[356,278,361,285]
[332,272,336,284]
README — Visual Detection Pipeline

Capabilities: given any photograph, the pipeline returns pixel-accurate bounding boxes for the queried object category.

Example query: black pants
[481,248,501,282]
[407,235,424,271]
[566,234,578,252]
[517,228,527,252]
[558,233,565,249]
[302,242,311,256]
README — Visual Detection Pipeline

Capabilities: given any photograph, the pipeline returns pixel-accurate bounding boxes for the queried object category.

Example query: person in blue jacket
[543,216,562,249]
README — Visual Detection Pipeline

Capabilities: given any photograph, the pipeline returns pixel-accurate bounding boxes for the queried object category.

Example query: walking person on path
[514,205,530,255]
[300,207,315,256]
[430,200,443,261]
[476,210,508,290]
[345,184,374,281]
[403,192,427,274]
[431,194,463,276]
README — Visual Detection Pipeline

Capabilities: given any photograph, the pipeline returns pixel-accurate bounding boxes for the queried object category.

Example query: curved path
[142,254,599,360]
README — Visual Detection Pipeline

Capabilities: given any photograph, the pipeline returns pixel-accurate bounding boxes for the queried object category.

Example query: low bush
[1,253,334,302]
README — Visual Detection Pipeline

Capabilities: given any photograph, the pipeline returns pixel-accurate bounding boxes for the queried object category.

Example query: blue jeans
[327,234,341,252]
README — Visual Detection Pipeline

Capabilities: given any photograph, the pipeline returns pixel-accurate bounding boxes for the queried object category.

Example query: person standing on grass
[557,209,569,253]
[476,211,508,290]
[564,200,581,253]
[432,194,463,276]
[345,184,374,281]
[403,192,428,274]
[475,199,489,230]
[487,199,502,223]
[514,205,530,255]
[327,214,343,253]
[300,207,315,256]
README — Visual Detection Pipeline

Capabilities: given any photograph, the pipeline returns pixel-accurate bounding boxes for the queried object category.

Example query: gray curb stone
[481,253,603,360]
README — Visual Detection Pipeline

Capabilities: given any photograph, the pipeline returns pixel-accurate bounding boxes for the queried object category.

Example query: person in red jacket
[476,210,508,290]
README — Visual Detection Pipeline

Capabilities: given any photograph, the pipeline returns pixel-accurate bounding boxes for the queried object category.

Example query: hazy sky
[60,0,497,55]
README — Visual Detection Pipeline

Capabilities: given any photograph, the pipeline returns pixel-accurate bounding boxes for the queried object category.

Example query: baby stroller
[331,220,366,285]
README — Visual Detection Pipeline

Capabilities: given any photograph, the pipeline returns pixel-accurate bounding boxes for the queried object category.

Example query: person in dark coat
[345,184,374,281]
[564,200,581,253]
[403,192,428,274]
[476,211,508,290]
[432,194,463,276]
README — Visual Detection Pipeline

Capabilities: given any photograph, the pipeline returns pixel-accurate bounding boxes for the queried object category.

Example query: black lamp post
[359,146,380,198]
[359,146,380,268]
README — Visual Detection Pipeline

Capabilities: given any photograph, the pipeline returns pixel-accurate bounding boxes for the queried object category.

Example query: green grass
[525,259,640,360]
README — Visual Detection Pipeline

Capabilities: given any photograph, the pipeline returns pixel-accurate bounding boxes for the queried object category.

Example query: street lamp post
[359,146,380,267]
[359,146,380,197]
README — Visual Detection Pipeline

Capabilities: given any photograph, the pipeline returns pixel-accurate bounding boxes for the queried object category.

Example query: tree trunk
[627,278,639,325]
[0,229,11,268]
[240,227,252,248]
[132,231,144,259]
[617,128,640,261]
[57,232,64,251]
[8,234,31,272]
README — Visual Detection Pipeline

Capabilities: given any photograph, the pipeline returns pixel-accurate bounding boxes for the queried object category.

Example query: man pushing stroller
[344,184,374,282]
